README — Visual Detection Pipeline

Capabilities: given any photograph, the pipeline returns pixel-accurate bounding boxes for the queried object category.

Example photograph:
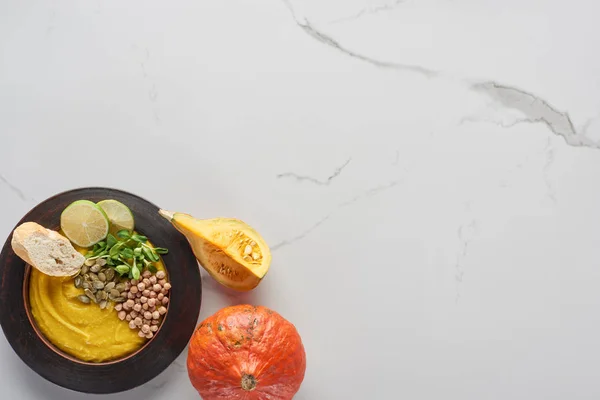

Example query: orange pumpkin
[187,305,306,399]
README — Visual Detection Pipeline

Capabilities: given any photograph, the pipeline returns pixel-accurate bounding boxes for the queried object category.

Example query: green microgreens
[85,229,168,277]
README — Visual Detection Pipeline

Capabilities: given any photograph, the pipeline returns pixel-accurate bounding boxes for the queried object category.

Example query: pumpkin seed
[84,289,97,303]
[109,289,121,299]
[97,258,107,267]
[96,290,108,301]
[99,300,108,310]
[88,272,98,281]
[82,282,90,290]
[77,295,91,304]
[84,258,96,266]
[98,272,106,282]
[74,276,83,288]
[90,264,101,273]
[104,269,115,281]
[104,282,116,291]
[115,283,126,291]
[92,281,105,290]
[81,265,90,275]
[114,296,126,303]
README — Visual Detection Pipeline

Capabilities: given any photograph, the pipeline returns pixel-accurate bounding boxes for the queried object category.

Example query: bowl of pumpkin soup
[27,267,146,363]
[0,187,201,393]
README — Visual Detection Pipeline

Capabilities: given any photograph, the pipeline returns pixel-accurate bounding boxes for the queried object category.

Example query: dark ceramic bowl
[0,188,201,394]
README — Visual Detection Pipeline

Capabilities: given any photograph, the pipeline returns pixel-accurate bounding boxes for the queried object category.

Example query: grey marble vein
[470,82,599,149]
[338,180,400,208]
[282,1,599,151]
[271,215,331,251]
[135,46,162,126]
[330,0,407,24]
[543,138,557,203]
[172,359,186,371]
[272,180,400,251]
[282,0,437,78]
[150,379,169,390]
[392,150,400,166]
[276,158,351,186]
[0,174,27,201]
[454,219,477,303]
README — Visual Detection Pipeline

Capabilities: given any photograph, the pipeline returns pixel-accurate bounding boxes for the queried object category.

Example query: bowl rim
[0,187,201,393]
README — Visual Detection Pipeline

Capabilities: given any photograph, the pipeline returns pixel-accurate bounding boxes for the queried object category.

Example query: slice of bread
[11,222,84,276]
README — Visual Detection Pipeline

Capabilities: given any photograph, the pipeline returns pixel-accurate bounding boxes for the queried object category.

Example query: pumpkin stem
[241,374,257,391]
[158,209,175,221]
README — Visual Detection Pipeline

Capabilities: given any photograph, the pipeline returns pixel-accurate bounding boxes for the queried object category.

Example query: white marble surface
[1,0,600,398]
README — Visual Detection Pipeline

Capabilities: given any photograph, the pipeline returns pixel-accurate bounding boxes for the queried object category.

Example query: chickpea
[137,282,145,291]
[152,311,160,320]
[150,325,158,332]
[136,292,142,298]
[158,279,166,286]
[129,320,137,329]
[142,289,150,297]
[125,299,135,308]
[142,270,151,279]
[144,311,153,320]
[145,332,154,339]
[157,293,164,301]
[160,289,167,295]
[130,286,138,294]
[131,279,139,286]
[127,292,135,299]
[130,310,138,318]
[163,283,172,291]
[156,271,166,280]
[134,317,142,326]
[141,324,150,333]
[151,319,159,325]
[162,297,169,305]
[125,282,131,290]
[158,306,167,315]
[140,296,148,304]
[133,303,142,312]
[126,315,132,322]
[118,311,126,320]
[143,319,151,325]
[138,330,146,338]
[121,291,128,297]
[142,278,151,286]
[115,303,123,312]
[149,291,157,298]
[151,284,160,292]
[142,303,149,310]
[147,298,156,308]
[149,306,156,313]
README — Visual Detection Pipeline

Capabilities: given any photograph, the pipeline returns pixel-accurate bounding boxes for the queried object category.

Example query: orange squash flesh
[159,210,271,291]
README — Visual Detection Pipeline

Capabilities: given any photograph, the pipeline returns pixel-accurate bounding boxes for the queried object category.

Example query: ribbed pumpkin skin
[187,305,306,399]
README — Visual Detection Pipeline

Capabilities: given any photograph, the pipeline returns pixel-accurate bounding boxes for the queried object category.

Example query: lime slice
[97,199,135,235]
[61,200,110,247]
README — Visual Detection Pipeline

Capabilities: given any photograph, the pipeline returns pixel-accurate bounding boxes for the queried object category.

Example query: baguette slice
[11,222,84,276]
